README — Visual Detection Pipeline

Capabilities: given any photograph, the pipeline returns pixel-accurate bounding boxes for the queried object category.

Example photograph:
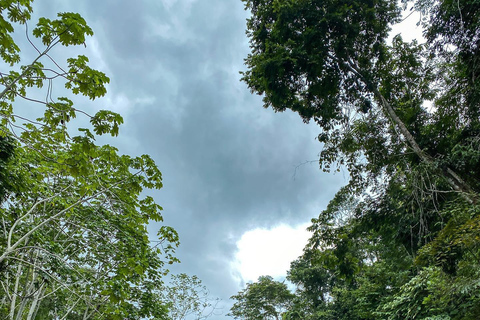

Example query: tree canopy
[228,276,294,320]
[0,2,180,319]
[232,0,480,318]
[163,273,221,320]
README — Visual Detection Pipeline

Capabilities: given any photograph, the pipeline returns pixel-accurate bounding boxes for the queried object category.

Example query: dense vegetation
[2,0,479,318]
[230,0,480,319]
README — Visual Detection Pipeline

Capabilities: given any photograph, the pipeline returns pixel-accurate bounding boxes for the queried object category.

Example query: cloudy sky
[25,0,420,318]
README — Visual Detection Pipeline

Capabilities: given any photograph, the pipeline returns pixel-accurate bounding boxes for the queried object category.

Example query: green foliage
[0,1,178,319]
[242,0,400,128]
[229,276,294,320]
[0,0,33,65]
[379,265,480,320]
[237,0,480,318]
[33,12,93,46]
[0,135,16,200]
[64,55,110,99]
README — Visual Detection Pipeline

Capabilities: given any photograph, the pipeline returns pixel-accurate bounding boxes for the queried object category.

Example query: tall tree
[241,0,480,318]
[0,2,178,319]
[241,0,478,202]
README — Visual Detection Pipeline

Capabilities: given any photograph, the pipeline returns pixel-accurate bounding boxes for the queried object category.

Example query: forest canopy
[230,0,480,319]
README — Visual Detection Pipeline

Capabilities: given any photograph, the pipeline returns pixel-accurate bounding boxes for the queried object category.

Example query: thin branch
[0,38,58,101]
[58,297,82,320]
[25,21,41,55]
[5,256,97,309]
[7,188,71,249]
[1,172,141,263]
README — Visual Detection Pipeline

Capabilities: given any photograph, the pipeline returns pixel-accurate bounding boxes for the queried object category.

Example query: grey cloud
[32,1,345,319]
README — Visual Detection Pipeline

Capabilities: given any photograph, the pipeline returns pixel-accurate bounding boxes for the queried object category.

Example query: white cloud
[232,223,311,284]
[85,37,111,75]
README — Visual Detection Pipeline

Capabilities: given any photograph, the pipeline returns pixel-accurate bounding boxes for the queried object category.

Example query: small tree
[164,273,220,320]
[228,276,294,320]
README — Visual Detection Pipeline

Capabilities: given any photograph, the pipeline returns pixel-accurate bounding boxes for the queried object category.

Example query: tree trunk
[9,263,23,320]
[372,86,476,204]
[344,58,477,204]
[26,282,45,320]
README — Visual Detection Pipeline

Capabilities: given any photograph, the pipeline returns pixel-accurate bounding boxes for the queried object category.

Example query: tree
[163,273,220,320]
[241,0,478,202]
[241,0,480,318]
[0,1,178,319]
[228,276,294,320]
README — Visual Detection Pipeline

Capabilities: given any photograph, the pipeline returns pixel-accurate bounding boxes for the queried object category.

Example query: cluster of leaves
[0,1,185,319]
[228,276,294,320]
[231,0,480,319]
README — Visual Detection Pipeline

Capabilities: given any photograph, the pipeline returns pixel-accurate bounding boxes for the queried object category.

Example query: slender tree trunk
[25,251,43,320]
[343,57,477,204]
[26,282,45,320]
[83,306,90,320]
[9,263,23,320]
[372,87,476,203]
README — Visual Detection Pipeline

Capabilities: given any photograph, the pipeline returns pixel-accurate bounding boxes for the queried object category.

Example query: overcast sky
[25,1,419,318]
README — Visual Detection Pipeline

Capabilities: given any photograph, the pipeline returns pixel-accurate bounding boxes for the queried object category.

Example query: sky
[25,1,421,318]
